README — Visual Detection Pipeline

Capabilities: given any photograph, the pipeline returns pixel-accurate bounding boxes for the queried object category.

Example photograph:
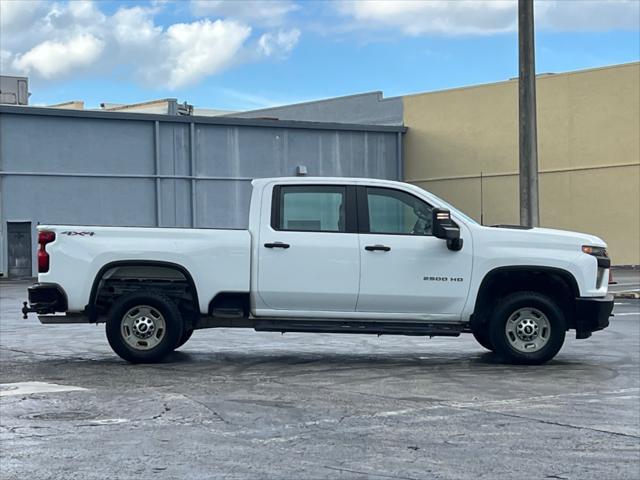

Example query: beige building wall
[403,62,640,265]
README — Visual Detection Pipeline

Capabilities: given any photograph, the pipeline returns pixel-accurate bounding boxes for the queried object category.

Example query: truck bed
[36,225,251,313]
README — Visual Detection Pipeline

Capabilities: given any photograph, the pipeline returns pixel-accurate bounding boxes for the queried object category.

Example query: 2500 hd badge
[424,276,464,282]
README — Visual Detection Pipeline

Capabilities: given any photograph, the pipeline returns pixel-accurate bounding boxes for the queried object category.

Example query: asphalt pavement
[609,268,640,298]
[1,280,639,480]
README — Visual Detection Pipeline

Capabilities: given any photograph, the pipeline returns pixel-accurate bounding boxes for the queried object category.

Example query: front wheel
[489,291,566,365]
[472,329,494,351]
[106,291,184,364]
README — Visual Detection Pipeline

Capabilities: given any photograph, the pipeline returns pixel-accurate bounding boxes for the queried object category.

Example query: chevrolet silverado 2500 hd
[22,177,613,364]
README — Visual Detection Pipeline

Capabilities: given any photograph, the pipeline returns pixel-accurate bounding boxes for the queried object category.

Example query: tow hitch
[22,301,58,319]
[22,302,36,319]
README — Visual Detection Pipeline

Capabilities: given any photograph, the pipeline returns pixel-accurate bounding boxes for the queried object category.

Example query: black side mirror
[432,208,463,251]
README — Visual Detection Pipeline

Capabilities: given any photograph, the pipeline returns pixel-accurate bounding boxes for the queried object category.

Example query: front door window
[367,187,433,236]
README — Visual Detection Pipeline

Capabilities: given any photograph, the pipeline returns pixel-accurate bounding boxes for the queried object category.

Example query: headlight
[582,245,608,257]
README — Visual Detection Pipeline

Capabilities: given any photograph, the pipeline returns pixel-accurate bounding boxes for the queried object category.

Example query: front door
[356,187,472,317]
[257,184,360,312]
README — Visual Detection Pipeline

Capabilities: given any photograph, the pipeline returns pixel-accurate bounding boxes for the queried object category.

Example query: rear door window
[276,186,346,233]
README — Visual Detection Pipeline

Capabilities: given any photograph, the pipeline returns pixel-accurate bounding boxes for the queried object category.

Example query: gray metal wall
[231,92,403,126]
[0,106,404,276]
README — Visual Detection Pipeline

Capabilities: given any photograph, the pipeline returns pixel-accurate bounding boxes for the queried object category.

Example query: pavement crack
[179,393,232,425]
[151,403,171,420]
[324,465,421,480]
[0,346,94,362]
[9,432,63,439]
[458,406,640,439]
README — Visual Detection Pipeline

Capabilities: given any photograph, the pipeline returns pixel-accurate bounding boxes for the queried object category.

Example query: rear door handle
[264,242,290,249]
[365,244,391,252]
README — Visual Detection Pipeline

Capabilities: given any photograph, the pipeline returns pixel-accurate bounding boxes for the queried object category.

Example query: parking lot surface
[1,280,639,480]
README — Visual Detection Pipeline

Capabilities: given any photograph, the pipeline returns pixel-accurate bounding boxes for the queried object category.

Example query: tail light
[38,231,55,273]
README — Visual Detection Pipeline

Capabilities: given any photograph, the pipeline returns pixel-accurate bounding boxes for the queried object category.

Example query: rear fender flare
[86,260,199,321]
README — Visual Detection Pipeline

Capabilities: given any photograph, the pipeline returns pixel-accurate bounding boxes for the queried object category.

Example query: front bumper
[574,294,614,339]
[22,283,68,319]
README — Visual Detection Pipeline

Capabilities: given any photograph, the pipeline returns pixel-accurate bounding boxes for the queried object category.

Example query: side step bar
[38,314,91,324]
[254,320,463,337]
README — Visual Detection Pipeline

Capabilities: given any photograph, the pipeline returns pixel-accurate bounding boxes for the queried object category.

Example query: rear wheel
[175,328,194,349]
[489,291,566,365]
[106,291,184,363]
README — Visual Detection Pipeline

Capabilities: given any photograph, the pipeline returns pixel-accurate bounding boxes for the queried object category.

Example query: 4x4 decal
[60,231,95,236]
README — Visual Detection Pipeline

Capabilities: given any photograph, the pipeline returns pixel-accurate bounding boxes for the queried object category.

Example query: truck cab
[250,178,472,321]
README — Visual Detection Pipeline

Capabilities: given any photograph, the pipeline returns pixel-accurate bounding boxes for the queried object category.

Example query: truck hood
[485,225,607,248]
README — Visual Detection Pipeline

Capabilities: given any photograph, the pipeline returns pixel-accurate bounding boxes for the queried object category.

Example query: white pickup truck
[22,177,613,364]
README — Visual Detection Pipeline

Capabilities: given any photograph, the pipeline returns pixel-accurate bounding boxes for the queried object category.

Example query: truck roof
[251,176,406,188]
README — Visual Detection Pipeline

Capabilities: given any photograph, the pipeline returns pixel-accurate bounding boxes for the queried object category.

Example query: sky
[0,0,639,111]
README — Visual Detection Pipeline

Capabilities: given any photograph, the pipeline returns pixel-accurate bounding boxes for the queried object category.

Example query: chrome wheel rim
[121,305,166,351]
[505,307,551,353]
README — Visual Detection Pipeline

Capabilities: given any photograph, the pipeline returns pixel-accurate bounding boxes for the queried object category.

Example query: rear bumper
[22,283,68,318]
[574,294,614,339]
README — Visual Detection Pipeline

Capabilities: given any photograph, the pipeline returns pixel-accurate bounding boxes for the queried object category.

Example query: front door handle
[264,242,290,249]
[365,244,391,252]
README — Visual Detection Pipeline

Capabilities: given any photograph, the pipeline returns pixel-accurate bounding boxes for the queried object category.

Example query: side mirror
[432,208,463,251]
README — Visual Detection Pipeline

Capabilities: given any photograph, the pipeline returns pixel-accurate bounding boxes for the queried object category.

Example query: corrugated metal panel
[0,107,403,276]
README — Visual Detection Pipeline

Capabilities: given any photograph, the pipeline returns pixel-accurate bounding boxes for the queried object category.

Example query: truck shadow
[1,344,616,385]
[160,348,596,372]
[1,348,620,396]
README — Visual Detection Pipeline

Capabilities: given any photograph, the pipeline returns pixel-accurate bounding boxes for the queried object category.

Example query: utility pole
[518,0,540,227]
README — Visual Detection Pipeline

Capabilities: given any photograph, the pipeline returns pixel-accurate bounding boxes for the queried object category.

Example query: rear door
[257,184,360,312]
[356,186,472,317]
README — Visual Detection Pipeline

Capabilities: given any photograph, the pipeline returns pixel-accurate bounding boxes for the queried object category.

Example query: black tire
[472,328,494,351]
[175,328,194,349]
[106,291,184,364]
[489,291,566,365]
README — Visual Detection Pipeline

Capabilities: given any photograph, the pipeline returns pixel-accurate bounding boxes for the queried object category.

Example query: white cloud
[0,0,49,33]
[191,0,297,27]
[336,0,517,36]
[537,0,640,31]
[335,0,640,36]
[66,0,103,22]
[156,19,251,89]
[12,33,104,78]
[258,28,300,57]
[0,1,300,89]
[45,0,106,30]
[0,49,13,72]
[1,0,109,76]
[111,6,162,46]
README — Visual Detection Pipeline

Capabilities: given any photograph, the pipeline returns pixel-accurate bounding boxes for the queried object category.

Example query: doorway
[7,222,32,278]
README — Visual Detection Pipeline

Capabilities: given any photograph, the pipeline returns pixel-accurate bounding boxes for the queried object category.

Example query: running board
[210,307,245,319]
[38,314,90,324]
[254,320,463,337]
